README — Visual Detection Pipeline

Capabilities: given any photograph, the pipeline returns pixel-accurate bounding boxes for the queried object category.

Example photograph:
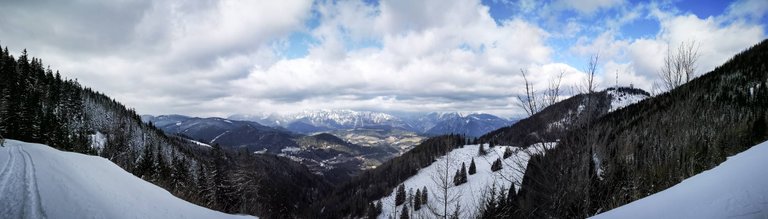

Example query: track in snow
[0,145,47,219]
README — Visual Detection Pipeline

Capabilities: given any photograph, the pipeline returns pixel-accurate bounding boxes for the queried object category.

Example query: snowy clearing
[607,89,647,112]
[377,143,555,219]
[591,140,768,219]
[0,139,254,219]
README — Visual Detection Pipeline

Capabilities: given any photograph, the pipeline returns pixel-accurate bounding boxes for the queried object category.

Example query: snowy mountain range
[230,110,517,137]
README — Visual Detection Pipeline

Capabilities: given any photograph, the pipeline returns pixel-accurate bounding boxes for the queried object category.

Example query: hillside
[374,143,553,219]
[0,45,331,218]
[510,39,768,218]
[591,139,768,219]
[142,115,299,153]
[480,86,649,147]
[0,139,253,219]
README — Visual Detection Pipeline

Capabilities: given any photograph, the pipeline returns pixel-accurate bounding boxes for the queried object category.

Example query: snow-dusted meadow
[376,143,554,218]
[0,139,254,219]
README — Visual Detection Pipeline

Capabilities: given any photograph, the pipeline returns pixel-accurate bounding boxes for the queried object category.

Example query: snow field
[592,140,768,219]
[377,143,554,219]
[0,140,254,219]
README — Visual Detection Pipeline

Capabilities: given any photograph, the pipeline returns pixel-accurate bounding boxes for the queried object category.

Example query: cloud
[228,0,574,117]
[1,0,764,117]
[726,0,768,21]
[0,0,313,116]
[566,2,765,93]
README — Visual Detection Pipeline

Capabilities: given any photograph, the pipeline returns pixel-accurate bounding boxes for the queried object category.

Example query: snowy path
[0,145,47,219]
[0,140,254,219]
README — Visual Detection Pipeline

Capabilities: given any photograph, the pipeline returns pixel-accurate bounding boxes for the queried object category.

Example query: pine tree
[460,162,468,183]
[469,158,477,175]
[414,189,422,211]
[172,156,190,193]
[395,185,406,206]
[367,202,379,219]
[421,186,428,204]
[503,147,513,159]
[478,144,487,156]
[136,144,155,180]
[400,205,409,219]
[453,169,462,186]
[491,158,502,172]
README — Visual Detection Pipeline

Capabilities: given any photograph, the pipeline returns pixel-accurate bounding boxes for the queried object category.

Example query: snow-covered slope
[0,140,254,219]
[591,140,768,219]
[376,143,554,218]
[606,88,649,112]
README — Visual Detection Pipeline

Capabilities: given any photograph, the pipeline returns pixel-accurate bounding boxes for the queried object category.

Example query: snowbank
[591,140,768,219]
[0,139,254,219]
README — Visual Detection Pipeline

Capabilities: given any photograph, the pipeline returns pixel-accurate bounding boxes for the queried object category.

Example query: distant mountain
[231,110,516,137]
[422,112,517,137]
[142,115,299,153]
[230,109,413,133]
[142,115,401,183]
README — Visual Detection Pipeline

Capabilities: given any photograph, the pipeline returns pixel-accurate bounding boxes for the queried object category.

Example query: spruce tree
[366,202,378,219]
[503,147,513,159]
[400,205,409,219]
[469,158,477,175]
[395,185,406,206]
[453,169,462,186]
[491,158,502,172]
[460,162,468,183]
[478,144,487,156]
[414,189,422,211]
[421,186,428,204]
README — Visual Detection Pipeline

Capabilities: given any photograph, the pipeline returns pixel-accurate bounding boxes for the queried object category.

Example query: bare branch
[658,40,700,91]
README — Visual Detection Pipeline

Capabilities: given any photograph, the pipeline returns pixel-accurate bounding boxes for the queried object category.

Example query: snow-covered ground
[591,140,768,219]
[88,131,107,150]
[376,143,554,219]
[0,139,254,219]
[607,89,647,112]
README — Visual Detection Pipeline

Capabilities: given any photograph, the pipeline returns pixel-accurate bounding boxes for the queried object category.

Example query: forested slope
[0,44,330,218]
[507,39,768,218]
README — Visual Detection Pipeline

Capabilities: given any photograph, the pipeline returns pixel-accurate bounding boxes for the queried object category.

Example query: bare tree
[516,69,538,117]
[658,40,700,91]
[580,53,600,94]
[545,69,565,107]
[428,152,462,219]
[515,69,565,117]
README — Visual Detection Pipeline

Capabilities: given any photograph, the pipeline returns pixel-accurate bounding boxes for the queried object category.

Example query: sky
[0,0,766,118]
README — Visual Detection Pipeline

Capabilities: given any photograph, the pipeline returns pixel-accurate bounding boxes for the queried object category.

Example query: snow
[210,130,230,143]
[607,89,647,112]
[376,143,555,218]
[0,139,255,219]
[189,139,212,148]
[89,131,107,150]
[281,147,301,153]
[591,140,768,219]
